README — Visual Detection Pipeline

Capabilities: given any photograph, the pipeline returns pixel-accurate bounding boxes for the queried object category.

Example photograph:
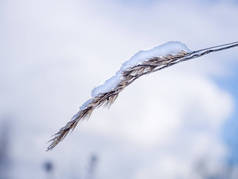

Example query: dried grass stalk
[47,41,238,151]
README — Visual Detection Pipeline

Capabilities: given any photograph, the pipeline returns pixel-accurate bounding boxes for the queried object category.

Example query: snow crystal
[119,41,191,72]
[91,74,122,97]
[91,41,190,97]
[80,98,93,110]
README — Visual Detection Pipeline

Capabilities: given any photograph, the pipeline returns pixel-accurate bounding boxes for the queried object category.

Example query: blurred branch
[0,120,12,179]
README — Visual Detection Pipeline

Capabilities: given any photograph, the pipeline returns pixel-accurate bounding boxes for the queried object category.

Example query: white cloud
[0,0,238,178]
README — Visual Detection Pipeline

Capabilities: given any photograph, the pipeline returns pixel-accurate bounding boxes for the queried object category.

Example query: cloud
[0,0,238,178]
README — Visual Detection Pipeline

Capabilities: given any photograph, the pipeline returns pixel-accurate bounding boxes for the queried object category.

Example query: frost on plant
[47,41,238,151]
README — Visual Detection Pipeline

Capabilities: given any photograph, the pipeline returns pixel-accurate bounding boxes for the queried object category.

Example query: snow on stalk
[47,41,238,151]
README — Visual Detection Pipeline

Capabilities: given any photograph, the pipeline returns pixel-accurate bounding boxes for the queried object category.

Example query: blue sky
[218,66,238,163]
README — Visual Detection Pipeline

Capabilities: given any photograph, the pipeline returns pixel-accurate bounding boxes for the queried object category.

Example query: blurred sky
[0,0,238,178]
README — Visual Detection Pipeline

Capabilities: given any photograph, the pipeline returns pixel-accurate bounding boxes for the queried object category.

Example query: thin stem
[193,41,238,53]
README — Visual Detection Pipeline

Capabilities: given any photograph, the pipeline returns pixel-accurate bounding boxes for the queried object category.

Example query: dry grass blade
[47,41,238,151]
